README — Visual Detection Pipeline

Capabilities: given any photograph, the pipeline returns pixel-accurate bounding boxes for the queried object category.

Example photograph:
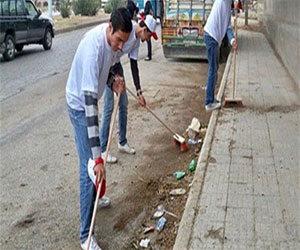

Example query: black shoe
[144,57,151,61]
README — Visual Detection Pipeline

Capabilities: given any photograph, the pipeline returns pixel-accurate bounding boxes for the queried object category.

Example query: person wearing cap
[99,8,158,164]
[203,0,238,111]
[66,8,132,250]
[143,0,155,61]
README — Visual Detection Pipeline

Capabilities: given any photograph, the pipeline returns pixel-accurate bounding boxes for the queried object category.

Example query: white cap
[143,15,158,40]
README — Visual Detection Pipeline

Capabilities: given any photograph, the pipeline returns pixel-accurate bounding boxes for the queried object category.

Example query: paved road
[0,26,92,102]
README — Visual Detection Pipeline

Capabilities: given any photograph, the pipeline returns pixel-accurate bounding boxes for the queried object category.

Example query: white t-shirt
[114,21,140,64]
[204,0,234,46]
[66,23,116,111]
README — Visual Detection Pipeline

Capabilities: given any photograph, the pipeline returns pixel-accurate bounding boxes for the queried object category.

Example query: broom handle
[126,87,177,136]
[86,93,121,249]
[233,17,237,99]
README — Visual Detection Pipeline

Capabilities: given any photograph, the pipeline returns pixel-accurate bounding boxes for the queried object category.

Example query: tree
[104,0,125,14]
[72,0,101,16]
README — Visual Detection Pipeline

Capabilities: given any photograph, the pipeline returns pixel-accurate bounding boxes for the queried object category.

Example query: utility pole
[48,0,52,17]
[245,0,248,25]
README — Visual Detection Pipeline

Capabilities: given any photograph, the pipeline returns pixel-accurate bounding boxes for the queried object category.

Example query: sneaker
[144,57,151,61]
[99,195,111,209]
[118,143,136,154]
[205,101,221,111]
[101,152,117,164]
[81,235,101,250]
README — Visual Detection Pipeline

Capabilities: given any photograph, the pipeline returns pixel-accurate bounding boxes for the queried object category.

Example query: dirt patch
[54,10,110,30]
[205,226,224,244]
[14,212,37,228]
[97,67,225,249]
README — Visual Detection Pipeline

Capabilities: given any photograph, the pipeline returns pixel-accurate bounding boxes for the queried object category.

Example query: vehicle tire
[16,44,24,52]
[3,35,16,61]
[43,28,52,50]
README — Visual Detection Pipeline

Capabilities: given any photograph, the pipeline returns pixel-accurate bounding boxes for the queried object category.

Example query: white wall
[262,0,300,88]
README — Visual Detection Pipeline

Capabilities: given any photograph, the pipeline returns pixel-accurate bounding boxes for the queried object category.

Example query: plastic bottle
[173,171,185,180]
[189,159,196,172]
[156,216,166,232]
[170,188,186,196]
[188,138,202,145]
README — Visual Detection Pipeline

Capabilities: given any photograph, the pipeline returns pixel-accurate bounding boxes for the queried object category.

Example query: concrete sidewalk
[174,22,300,249]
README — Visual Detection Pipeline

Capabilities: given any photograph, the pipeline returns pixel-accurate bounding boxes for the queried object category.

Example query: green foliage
[60,0,71,18]
[72,0,101,16]
[104,0,125,14]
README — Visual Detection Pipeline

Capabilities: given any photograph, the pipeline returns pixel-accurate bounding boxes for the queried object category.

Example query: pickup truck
[0,0,55,61]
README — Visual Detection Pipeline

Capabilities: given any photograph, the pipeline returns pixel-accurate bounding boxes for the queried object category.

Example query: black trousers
[147,40,152,59]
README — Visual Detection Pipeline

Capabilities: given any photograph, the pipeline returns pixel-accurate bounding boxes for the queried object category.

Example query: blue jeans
[67,105,96,243]
[204,32,219,105]
[100,85,128,152]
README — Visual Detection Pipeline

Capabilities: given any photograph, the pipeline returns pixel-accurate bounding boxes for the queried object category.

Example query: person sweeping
[203,0,238,111]
[66,8,132,250]
[99,1,158,164]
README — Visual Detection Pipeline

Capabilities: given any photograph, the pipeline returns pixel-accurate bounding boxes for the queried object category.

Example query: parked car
[0,0,55,61]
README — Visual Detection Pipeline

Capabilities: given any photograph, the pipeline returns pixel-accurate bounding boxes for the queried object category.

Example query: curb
[55,18,109,35]
[173,52,233,250]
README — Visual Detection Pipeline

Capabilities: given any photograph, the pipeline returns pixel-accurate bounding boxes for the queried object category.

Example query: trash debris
[200,127,207,134]
[164,209,178,218]
[156,216,166,232]
[174,171,185,180]
[189,159,196,172]
[153,204,164,218]
[144,226,155,234]
[186,117,201,139]
[188,138,202,145]
[170,188,186,196]
[139,238,150,248]
[131,241,139,249]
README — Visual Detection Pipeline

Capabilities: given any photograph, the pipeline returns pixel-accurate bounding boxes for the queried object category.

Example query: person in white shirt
[100,5,158,163]
[203,0,238,111]
[66,8,132,250]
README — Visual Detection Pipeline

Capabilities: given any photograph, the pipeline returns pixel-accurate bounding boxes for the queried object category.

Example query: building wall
[262,0,300,87]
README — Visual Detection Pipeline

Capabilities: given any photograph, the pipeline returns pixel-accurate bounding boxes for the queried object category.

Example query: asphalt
[174,19,300,250]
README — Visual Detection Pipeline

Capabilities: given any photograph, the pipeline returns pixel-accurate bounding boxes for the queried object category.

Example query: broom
[223,17,243,108]
[126,87,188,152]
[86,93,121,249]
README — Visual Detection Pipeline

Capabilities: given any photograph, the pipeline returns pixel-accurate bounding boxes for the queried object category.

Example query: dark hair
[139,20,151,33]
[110,7,132,34]
[127,0,139,19]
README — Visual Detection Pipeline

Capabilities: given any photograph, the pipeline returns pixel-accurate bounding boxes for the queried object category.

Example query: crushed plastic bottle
[188,138,202,145]
[189,159,196,172]
[173,171,185,180]
[153,204,164,218]
[156,216,166,232]
[144,226,155,234]
[139,238,150,248]
[170,188,186,196]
